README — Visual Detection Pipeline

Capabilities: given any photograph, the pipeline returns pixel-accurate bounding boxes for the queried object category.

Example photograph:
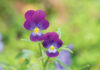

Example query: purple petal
[46,50,59,57]
[67,44,74,50]
[42,40,49,48]
[38,19,49,30]
[25,10,35,20]
[0,33,4,53]
[56,44,74,67]
[58,50,71,66]
[56,44,74,70]
[0,66,2,70]
[56,62,64,70]
[43,32,59,41]
[0,42,4,53]
[42,32,63,48]
[31,10,46,23]
[30,33,43,41]
[24,20,36,30]
[55,39,63,48]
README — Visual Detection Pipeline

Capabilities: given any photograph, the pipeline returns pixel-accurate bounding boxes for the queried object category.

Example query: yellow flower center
[50,46,55,50]
[34,28,39,33]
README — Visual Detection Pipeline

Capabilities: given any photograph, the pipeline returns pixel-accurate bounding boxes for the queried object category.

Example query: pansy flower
[56,44,74,70]
[42,32,63,57]
[0,34,4,53]
[0,66,2,70]
[24,10,49,41]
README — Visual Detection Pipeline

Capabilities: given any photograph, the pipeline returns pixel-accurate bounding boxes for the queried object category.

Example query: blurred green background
[0,0,100,70]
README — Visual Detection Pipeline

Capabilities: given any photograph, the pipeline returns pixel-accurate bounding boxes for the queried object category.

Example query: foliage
[0,0,100,70]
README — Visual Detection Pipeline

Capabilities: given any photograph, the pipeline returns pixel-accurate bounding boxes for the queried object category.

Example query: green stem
[38,42,45,70]
[44,57,50,70]
[38,42,50,70]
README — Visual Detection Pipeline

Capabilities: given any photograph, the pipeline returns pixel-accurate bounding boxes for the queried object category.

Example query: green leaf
[21,39,31,42]
[56,28,61,38]
[19,59,30,70]
[58,45,73,53]
[16,49,34,59]
[48,62,56,70]
[61,48,73,53]
[16,52,23,59]
[39,50,46,59]
[24,59,30,65]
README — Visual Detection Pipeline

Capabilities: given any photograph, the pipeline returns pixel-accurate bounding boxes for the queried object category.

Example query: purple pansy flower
[56,44,74,70]
[42,32,63,57]
[24,10,49,41]
[0,66,2,70]
[0,34,4,53]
